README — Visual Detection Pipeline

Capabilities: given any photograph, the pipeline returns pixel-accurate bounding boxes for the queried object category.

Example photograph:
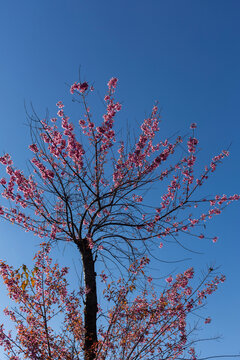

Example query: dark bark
[78,241,98,360]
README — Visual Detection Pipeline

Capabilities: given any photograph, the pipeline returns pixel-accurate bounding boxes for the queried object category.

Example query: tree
[0,77,239,359]
[0,242,225,360]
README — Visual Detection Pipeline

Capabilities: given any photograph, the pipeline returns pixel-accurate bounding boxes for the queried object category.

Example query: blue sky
[0,1,239,358]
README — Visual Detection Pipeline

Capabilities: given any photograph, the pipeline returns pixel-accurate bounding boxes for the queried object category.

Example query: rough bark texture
[79,241,98,360]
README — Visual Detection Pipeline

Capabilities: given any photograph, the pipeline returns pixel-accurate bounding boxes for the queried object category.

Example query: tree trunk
[79,242,98,360]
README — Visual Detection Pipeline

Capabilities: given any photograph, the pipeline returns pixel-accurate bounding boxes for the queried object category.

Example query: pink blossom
[57,109,64,117]
[184,268,194,279]
[70,81,80,94]
[0,154,13,165]
[222,150,230,156]
[80,82,88,93]
[187,137,198,153]
[205,317,211,324]
[29,144,39,153]
[220,275,226,283]
[107,77,118,89]
[0,178,7,185]
[166,275,173,284]
[56,101,64,109]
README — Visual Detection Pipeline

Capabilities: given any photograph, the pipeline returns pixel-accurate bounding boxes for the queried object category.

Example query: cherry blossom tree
[0,243,226,360]
[0,77,239,359]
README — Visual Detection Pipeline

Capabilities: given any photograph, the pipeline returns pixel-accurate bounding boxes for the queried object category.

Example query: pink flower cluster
[0,243,84,359]
[70,81,89,94]
[98,259,223,360]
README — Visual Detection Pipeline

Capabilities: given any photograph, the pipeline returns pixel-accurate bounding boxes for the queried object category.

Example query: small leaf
[21,281,27,291]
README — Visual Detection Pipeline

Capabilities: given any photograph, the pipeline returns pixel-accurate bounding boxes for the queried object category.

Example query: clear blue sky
[0,1,239,358]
